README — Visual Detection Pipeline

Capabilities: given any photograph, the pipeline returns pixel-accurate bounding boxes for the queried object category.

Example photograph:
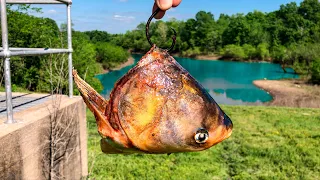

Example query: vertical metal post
[67,3,73,98]
[1,0,16,124]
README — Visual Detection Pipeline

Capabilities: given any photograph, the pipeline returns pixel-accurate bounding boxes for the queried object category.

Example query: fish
[72,45,233,154]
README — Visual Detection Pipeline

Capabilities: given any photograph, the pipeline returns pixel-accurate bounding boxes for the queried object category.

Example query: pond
[96,54,298,105]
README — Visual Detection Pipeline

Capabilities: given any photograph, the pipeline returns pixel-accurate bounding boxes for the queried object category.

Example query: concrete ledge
[0,94,88,179]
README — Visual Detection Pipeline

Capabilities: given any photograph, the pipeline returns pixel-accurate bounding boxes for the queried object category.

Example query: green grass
[86,106,320,180]
[0,85,31,93]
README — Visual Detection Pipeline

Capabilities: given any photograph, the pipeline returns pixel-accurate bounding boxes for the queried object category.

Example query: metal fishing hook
[146,7,177,52]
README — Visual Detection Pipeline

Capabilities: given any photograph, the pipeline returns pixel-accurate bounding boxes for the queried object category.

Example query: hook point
[146,7,177,52]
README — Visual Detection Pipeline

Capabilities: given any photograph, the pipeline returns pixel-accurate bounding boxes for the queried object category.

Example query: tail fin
[73,69,112,137]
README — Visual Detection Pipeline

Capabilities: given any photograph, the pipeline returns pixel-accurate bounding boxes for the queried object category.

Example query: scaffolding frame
[0,0,73,124]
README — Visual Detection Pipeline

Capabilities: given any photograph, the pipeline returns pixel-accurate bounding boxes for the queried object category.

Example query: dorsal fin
[72,69,112,137]
[72,70,108,112]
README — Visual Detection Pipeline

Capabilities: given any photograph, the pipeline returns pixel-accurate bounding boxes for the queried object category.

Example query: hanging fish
[72,8,232,154]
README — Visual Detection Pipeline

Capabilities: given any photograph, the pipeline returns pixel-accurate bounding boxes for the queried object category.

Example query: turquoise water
[96,54,298,105]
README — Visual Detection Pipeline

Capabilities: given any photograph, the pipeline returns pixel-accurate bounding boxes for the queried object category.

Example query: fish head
[109,46,233,153]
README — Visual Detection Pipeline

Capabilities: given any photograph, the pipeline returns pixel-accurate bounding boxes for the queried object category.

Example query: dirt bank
[178,54,270,62]
[253,79,320,108]
[194,54,222,60]
[100,56,134,74]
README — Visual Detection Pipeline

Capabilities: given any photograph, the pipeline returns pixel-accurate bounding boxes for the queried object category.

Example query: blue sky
[31,0,303,34]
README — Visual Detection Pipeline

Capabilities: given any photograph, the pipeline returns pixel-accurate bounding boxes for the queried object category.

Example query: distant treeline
[84,0,320,84]
[0,0,319,96]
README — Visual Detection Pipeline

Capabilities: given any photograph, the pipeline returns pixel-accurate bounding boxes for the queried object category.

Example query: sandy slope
[253,79,320,108]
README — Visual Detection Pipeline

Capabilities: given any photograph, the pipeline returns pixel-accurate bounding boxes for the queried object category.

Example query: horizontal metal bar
[0,49,72,57]
[5,0,71,4]
[56,0,71,4]
[0,47,70,51]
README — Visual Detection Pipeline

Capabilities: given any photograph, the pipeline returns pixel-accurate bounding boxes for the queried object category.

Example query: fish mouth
[223,113,233,139]
[207,113,233,146]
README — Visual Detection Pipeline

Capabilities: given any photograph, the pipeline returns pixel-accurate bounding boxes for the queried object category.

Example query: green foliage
[87,106,320,179]
[1,7,61,91]
[95,42,129,69]
[220,44,246,60]
[0,6,104,94]
[292,60,309,75]
[242,44,256,60]
[84,30,111,43]
[285,43,320,75]
[271,45,289,63]
[299,0,320,22]
[295,43,320,63]
[36,31,103,94]
[222,14,250,46]
[72,31,103,92]
[0,84,31,93]
[256,43,270,61]
[6,8,59,48]
[311,58,320,84]
[181,47,201,57]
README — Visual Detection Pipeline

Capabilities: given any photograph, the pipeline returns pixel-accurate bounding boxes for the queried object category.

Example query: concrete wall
[0,95,88,180]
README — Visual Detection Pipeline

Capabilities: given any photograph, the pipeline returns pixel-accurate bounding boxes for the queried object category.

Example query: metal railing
[0,0,73,124]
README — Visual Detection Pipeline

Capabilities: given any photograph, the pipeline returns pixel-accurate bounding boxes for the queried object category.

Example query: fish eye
[194,128,209,144]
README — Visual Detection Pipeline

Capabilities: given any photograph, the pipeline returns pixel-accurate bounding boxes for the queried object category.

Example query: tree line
[84,0,320,84]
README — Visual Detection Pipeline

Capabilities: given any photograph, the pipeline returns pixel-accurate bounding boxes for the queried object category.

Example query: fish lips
[206,111,233,147]
[224,113,233,132]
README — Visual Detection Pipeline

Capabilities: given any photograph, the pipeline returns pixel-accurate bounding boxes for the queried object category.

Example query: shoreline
[182,54,222,61]
[190,55,271,63]
[134,51,271,62]
[98,56,134,75]
[253,79,320,108]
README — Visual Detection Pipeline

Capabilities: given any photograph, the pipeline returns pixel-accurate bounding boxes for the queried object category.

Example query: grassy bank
[86,106,320,179]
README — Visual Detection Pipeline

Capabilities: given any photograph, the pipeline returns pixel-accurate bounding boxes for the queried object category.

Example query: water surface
[96,54,298,105]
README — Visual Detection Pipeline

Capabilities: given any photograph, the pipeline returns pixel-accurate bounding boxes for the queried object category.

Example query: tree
[71,31,103,93]
[275,2,307,45]
[194,11,215,51]
[242,44,256,60]
[311,58,320,84]
[245,11,269,46]
[271,45,289,72]
[215,14,231,49]
[222,14,250,46]
[94,42,129,70]
[84,30,111,43]
[220,44,246,60]
[298,0,320,23]
[256,43,270,61]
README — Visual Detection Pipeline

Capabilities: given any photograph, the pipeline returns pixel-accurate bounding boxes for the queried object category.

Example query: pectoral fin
[100,138,143,154]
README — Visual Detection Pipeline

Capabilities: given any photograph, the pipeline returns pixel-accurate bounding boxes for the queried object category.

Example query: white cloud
[113,14,135,22]
[47,9,57,14]
[114,15,122,18]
